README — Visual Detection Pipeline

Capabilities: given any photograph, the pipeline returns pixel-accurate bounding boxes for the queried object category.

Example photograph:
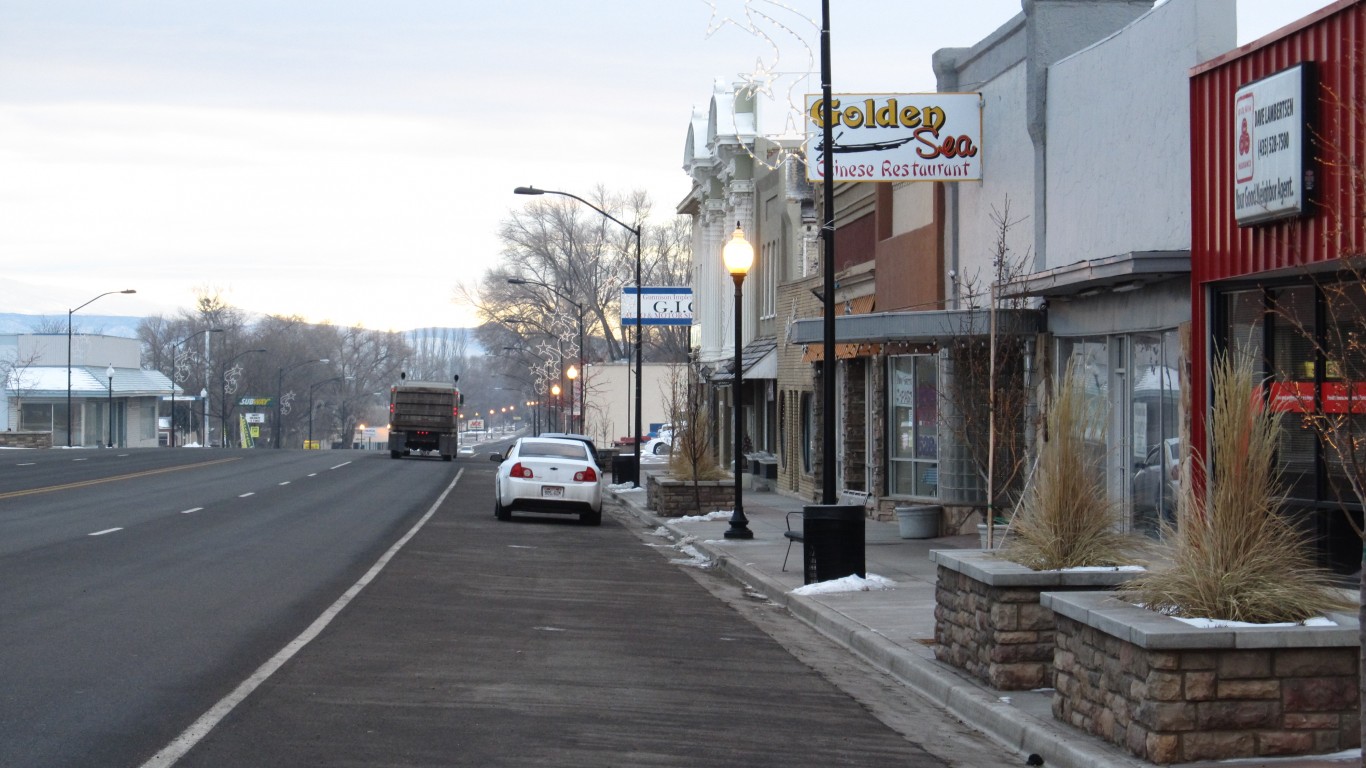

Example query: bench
[782,489,871,572]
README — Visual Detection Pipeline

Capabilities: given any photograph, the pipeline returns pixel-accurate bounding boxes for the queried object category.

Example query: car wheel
[494,495,511,521]
[390,450,401,459]
[653,443,667,455]
[581,510,602,526]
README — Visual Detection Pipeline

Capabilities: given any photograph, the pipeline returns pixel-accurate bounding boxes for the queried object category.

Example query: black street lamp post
[307,375,348,449]
[275,358,329,449]
[67,289,136,447]
[722,223,755,540]
[514,185,643,484]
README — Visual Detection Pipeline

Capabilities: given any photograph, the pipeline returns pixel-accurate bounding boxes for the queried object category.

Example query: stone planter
[644,472,735,518]
[1044,591,1360,764]
[931,549,1141,690]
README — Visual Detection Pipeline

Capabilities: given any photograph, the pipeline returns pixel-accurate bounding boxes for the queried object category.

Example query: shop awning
[792,306,1043,352]
[1000,250,1189,298]
[712,337,778,383]
[800,295,883,362]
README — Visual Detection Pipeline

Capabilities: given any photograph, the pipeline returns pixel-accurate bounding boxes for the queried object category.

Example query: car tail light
[510,462,534,479]
[574,467,597,483]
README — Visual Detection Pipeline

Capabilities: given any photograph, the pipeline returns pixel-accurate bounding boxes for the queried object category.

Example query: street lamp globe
[722,222,755,276]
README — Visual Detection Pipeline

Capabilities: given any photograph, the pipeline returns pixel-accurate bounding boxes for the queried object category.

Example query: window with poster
[888,355,938,497]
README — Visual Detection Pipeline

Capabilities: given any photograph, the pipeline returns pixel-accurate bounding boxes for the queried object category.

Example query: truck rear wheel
[390,450,401,459]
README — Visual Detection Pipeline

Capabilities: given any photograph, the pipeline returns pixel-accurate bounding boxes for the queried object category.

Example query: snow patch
[792,573,896,595]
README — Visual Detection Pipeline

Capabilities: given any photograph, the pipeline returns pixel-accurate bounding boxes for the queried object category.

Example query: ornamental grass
[1001,359,1148,570]
[1120,350,1351,623]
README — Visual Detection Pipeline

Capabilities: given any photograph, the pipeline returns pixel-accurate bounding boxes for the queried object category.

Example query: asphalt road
[167,453,1000,768]
[0,447,458,768]
[4,444,1009,768]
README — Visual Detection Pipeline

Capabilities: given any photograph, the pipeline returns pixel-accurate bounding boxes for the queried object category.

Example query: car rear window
[519,441,589,460]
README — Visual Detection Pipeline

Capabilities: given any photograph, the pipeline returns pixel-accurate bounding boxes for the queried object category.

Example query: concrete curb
[617,497,1148,768]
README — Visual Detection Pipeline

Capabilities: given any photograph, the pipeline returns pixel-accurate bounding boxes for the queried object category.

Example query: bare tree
[940,200,1037,535]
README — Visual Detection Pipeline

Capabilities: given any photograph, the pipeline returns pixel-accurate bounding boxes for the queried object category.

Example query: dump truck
[387,374,461,461]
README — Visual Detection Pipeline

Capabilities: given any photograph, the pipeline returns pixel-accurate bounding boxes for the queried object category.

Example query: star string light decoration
[702,0,818,172]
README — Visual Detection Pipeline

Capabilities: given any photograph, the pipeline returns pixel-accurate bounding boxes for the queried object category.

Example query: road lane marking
[238,492,255,498]
[17,462,35,467]
[307,473,317,477]
[279,481,290,486]
[140,468,465,768]
[329,461,351,470]
[89,528,122,536]
[73,458,88,462]
[181,508,203,515]
[0,457,241,501]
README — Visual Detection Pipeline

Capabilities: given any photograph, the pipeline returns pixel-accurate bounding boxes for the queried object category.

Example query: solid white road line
[138,468,465,768]
[89,528,123,536]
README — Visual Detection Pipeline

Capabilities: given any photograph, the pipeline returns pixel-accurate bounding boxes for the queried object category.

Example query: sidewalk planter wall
[0,431,52,449]
[930,549,1140,690]
[644,473,735,518]
[1043,591,1360,764]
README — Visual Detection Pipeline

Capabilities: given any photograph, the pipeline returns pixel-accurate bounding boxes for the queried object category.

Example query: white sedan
[491,437,603,525]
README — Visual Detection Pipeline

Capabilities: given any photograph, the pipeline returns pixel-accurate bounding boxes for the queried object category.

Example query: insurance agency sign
[805,92,983,183]
[1233,63,1313,226]
[621,287,692,327]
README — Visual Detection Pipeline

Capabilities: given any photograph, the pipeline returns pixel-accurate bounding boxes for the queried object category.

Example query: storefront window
[888,355,938,497]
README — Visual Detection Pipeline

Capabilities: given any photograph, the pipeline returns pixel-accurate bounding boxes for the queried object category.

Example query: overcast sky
[0,0,1338,330]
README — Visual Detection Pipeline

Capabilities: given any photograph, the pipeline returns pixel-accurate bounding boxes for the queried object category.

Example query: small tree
[661,365,724,510]
[940,199,1036,536]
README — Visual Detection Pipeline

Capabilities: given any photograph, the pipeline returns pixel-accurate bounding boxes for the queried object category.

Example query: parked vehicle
[643,423,676,455]
[1133,437,1180,533]
[536,432,601,464]
[387,374,461,461]
[491,436,603,525]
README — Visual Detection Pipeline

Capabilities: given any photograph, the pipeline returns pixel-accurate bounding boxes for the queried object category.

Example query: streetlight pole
[106,364,115,448]
[221,348,267,447]
[514,185,643,485]
[67,289,136,447]
[170,328,223,448]
[819,0,838,505]
[276,358,329,449]
[722,223,755,540]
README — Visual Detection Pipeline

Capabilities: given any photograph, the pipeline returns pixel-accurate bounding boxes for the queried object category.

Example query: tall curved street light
[221,348,267,447]
[307,375,350,449]
[722,223,755,540]
[67,289,136,447]
[507,277,586,435]
[275,358,329,448]
[514,185,643,485]
[169,328,223,447]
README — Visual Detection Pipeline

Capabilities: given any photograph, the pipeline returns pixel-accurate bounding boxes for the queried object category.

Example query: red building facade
[1190,0,1365,570]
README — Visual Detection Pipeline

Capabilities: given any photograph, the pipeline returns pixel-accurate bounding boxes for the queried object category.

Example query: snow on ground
[668,510,732,523]
[792,573,896,595]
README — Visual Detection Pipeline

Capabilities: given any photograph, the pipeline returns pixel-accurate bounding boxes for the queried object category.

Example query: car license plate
[542,486,564,498]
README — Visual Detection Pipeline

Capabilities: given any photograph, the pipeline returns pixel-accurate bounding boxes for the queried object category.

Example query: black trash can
[800,504,866,585]
[611,454,639,486]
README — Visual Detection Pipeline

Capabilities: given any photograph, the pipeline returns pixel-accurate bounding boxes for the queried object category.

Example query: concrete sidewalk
[607,480,1361,768]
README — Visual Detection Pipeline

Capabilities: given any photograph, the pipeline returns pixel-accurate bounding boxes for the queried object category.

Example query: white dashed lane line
[279,481,290,486]
[89,528,123,537]
[239,492,255,498]
[181,507,203,515]
[329,462,351,470]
